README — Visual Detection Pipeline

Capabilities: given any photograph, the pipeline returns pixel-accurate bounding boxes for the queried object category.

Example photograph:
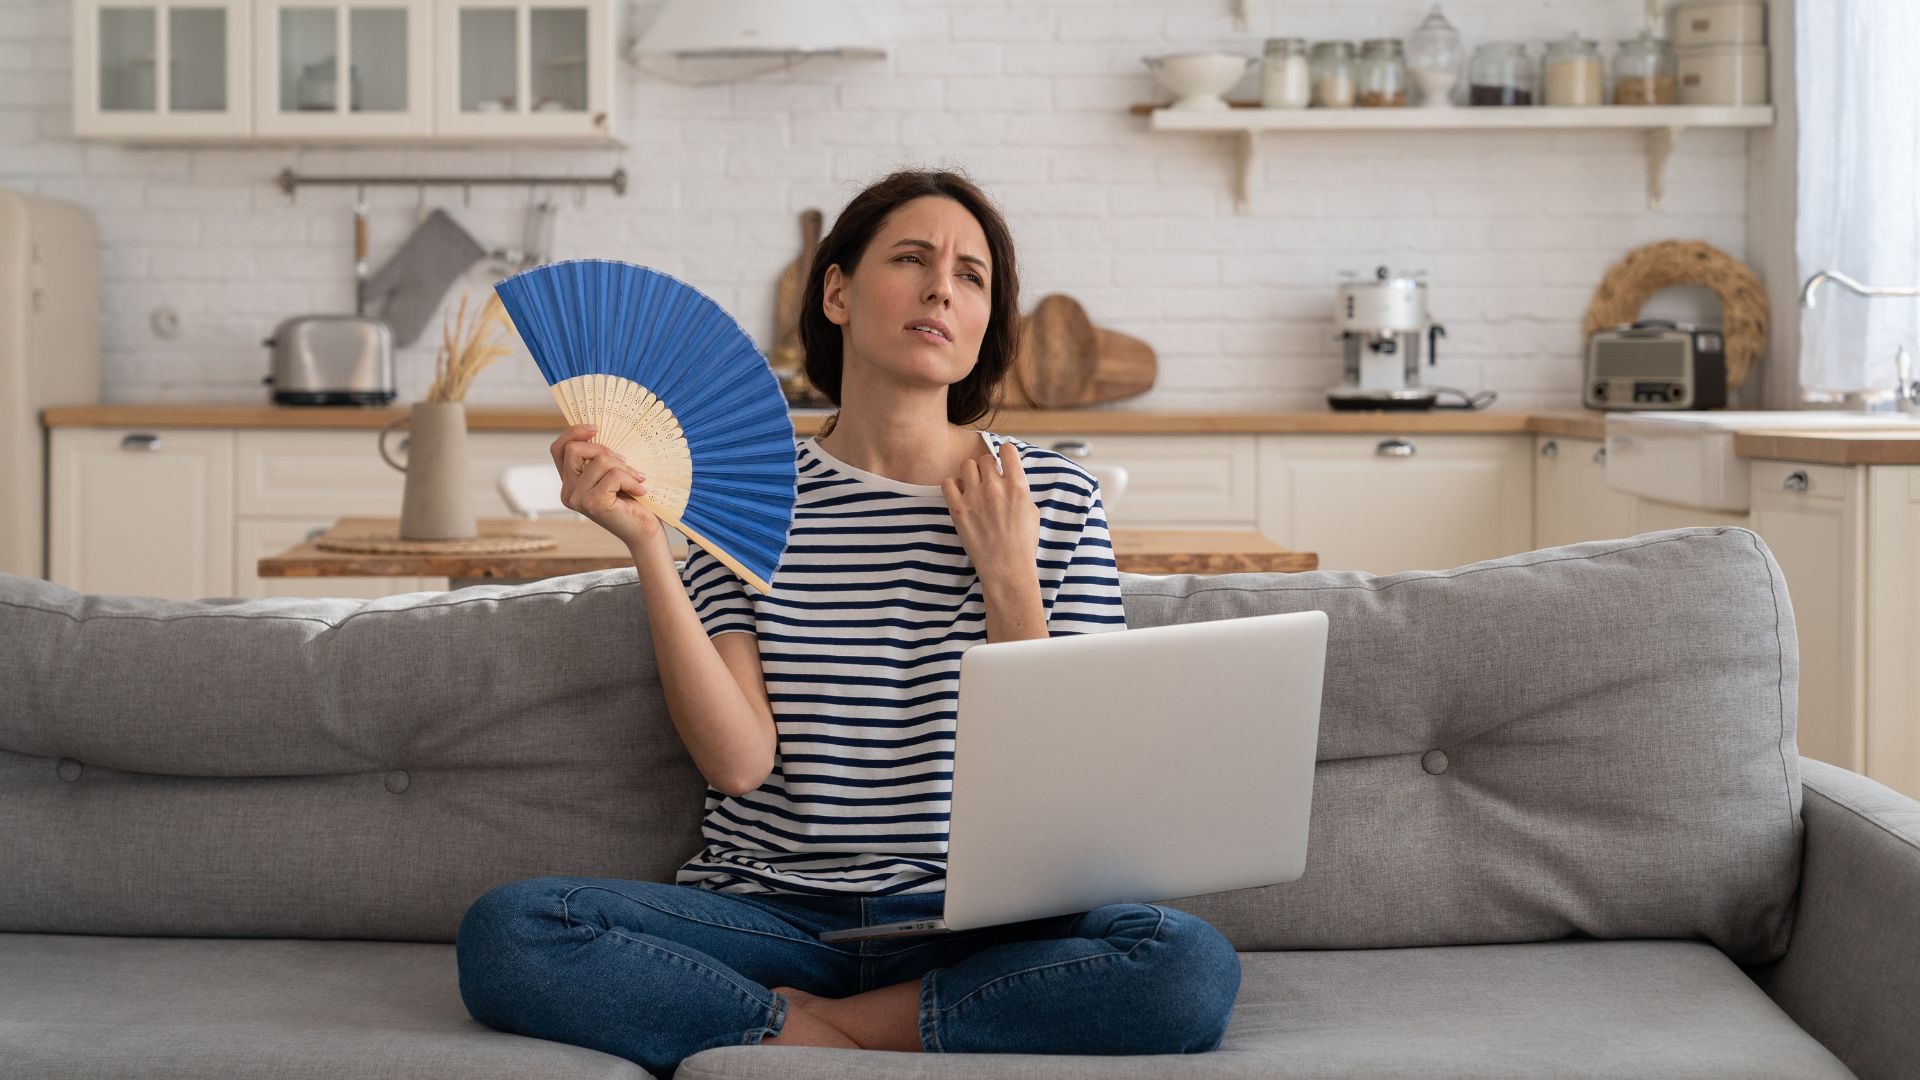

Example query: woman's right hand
[551,424,663,550]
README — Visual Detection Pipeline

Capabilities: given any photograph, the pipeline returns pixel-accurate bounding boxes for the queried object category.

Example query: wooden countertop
[41,402,1606,438]
[1732,429,1920,466]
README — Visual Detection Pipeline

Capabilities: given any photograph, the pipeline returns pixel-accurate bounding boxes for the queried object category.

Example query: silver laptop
[819,610,1328,944]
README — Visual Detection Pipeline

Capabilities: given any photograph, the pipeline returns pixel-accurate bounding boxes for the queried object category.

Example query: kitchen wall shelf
[1131,103,1777,214]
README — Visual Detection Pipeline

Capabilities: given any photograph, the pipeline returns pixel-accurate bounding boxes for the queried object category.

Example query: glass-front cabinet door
[255,0,432,136]
[436,0,613,139]
[73,0,249,137]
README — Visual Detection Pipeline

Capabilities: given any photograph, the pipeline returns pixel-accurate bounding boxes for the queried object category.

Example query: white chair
[496,464,582,520]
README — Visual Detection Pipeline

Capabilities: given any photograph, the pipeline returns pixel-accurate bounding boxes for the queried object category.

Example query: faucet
[1799,269,1920,308]
[1799,269,1920,414]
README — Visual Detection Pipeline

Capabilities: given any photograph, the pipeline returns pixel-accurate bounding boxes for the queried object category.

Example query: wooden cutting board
[770,208,823,377]
[1008,294,1157,407]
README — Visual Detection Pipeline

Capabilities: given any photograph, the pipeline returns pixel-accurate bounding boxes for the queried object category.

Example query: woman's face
[823,195,993,393]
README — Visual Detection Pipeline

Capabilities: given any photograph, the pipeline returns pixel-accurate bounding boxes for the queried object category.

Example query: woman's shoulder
[986,431,1100,505]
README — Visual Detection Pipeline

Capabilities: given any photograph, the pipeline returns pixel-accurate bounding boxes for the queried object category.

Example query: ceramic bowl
[1143,52,1255,111]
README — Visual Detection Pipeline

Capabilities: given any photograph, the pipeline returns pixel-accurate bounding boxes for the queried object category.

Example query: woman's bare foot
[759,986,861,1048]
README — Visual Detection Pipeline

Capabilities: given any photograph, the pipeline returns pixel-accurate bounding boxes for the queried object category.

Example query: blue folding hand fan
[493,258,796,594]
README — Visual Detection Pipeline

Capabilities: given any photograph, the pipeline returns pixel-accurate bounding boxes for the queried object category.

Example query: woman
[454,169,1240,1076]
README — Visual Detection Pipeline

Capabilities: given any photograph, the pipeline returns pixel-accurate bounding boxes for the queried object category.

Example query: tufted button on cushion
[55,758,82,782]
[384,770,410,794]
[1421,750,1449,775]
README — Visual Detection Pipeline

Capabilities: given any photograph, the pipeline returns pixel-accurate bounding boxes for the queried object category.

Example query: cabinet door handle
[1783,470,1809,493]
[120,433,162,452]
[1540,440,1559,458]
[1592,446,1607,465]
[1050,439,1091,459]
[1376,438,1415,458]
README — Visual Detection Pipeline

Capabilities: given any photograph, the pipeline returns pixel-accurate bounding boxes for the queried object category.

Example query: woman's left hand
[943,441,1040,585]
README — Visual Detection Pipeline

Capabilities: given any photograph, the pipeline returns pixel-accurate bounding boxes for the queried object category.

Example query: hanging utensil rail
[275,166,627,201]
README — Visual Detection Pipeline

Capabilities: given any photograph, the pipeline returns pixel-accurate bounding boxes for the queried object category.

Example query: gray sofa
[2,526,1915,1079]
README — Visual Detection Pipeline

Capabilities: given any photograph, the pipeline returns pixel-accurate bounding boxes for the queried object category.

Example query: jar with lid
[1405,5,1464,107]
[1309,41,1356,107]
[1262,37,1311,109]
[1357,38,1409,106]
[1467,41,1534,105]
[1613,27,1677,104]
[1541,32,1605,106]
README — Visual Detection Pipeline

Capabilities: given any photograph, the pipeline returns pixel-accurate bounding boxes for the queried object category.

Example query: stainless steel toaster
[1584,320,1728,411]
[262,314,396,405]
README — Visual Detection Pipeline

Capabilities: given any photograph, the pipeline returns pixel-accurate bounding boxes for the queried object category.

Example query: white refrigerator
[0,185,102,578]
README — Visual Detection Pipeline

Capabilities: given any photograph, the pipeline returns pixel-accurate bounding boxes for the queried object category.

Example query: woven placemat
[315,533,558,555]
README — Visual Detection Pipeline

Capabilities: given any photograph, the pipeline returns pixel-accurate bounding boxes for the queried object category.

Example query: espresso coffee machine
[1326,265,1495,411]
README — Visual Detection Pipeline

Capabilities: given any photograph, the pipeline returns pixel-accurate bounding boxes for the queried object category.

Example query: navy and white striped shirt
[673,428,1128,896]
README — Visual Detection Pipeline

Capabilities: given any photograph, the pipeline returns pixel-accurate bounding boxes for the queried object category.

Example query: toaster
[1584,320,1728,410]
[262,314,396,405]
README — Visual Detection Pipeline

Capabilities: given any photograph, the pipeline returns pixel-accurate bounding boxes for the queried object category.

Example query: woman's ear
[821,264,849,327]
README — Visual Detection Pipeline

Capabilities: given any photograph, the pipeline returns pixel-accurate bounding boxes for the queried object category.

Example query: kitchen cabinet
[435,0,614,139]
[1017,433,1259,528]
[1864,467,1920,800]
[1256,434,1533,574]
[1745,460,1867,775]
[72,0,252,138]
[1533,435,1639,549]
[49,428,234,598]
[72,0,615,142]
[49,426,610,601]
[253,0,434,137]
[1633,496,1751,532]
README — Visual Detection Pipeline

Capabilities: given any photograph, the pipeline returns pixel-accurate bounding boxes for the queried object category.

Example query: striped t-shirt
[672,428,1128,896]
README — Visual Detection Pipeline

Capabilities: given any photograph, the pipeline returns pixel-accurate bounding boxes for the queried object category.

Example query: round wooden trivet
[315,533,558,555]
[1584,240,1769,391]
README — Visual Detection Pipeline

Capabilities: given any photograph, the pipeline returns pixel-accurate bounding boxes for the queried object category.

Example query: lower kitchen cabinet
[49,427,234,598]
[1015,432,1259,527]
[1633,496,1751,532]
[1745,459,1920,800]
[1256,433,1533,574]
[49,426,604,600]
[1863,467,1920,799]
[1746,460,1867,777]
[1533,435,1639,548]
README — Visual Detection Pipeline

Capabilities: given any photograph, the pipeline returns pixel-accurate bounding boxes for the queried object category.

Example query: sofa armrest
[1743,757,1920,1080]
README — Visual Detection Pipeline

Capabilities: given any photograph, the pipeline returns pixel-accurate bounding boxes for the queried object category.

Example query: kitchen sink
[1604,410,1920,512]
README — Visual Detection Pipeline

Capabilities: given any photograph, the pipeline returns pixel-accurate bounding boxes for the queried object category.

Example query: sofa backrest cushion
[0,527,1801,962]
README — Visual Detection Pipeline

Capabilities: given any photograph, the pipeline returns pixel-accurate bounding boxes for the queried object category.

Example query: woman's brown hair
[800,168,1019,438]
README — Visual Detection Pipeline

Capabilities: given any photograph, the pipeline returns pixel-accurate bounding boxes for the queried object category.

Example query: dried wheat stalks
[427,289,514,403]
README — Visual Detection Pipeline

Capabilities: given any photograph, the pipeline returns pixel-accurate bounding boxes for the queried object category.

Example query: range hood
[631,0,887,60]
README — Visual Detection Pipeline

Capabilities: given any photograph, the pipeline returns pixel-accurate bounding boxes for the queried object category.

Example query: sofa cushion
[0,931,645,1080]
[0,528,1801,962]
[0,933,1844,1080]
[681,940,1850,1079]
[1132,527,1803,965]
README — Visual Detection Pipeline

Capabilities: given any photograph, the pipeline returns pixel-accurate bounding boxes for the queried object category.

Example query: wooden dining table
[257,517,1318,590]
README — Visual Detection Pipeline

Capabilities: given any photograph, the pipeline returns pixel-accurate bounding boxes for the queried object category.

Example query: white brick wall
[0,0,1757,411]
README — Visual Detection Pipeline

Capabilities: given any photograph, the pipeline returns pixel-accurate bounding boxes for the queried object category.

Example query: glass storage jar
[1357,38,1409,106]
[1613,27,1677,104]
[1262,37,1311,108]
[1309,41,1356,107]
[1541,32,1605,106]
[1406,5,1464,107]
[1467,41,1534,105]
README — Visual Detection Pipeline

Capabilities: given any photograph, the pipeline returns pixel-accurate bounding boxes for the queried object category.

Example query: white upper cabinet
[254,0,433,137]
[74,0,251,138]
[436,0,613,139]
[73,0,617,142]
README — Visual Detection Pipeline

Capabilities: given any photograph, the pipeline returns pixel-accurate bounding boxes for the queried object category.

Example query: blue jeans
[454,876,1241,1078]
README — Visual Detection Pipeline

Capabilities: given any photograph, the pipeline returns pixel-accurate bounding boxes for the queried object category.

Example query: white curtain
[1795,0,1920,398]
